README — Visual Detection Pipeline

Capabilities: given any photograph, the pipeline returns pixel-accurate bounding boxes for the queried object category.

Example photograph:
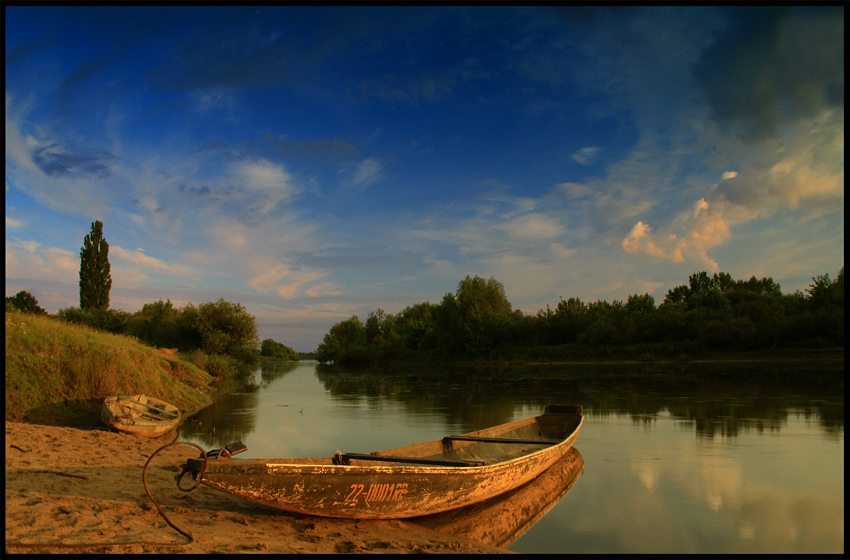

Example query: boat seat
[442,435,561,445]
[333,452,484,467]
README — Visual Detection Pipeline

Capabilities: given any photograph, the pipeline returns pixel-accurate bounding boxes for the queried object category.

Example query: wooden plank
[116,396,178,418]
[337,453,484,467]
[443,436,561,445]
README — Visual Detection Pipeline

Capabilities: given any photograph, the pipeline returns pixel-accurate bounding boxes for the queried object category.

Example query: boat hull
[101,394,181,438]
[187,405,582,519]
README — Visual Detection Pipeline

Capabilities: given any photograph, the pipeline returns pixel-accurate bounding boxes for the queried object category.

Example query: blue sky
[5,6,844,351]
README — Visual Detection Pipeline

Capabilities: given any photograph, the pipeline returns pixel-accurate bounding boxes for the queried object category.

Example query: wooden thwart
[116,396,178,418]
[335,453,484,467]
[443,435,562,445]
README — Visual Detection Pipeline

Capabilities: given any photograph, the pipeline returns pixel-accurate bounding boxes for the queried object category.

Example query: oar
[116,397,179,418]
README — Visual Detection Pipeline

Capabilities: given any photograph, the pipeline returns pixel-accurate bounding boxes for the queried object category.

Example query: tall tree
[79,220,112,310]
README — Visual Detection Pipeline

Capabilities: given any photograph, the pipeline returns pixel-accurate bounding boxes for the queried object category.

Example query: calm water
[179,359,844,554]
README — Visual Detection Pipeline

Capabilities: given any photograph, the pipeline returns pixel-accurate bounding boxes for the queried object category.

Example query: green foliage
[395,302,438,351]
[434,292,464,357]
[315,268,846,364]
[5,291,47,315]
[56,296,264,379]
[456,275,513,322]
[79,220,112,310]
[315,315,369,364]
[56,306,131,334]
[626,293,655,314]
[807,268,844,310]
[261,338,298,360]
[192,299,259,366]
[5,310,213,425]
[124,299,182,347]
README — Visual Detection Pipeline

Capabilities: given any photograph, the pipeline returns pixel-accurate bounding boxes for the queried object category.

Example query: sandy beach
[5,422,507,554]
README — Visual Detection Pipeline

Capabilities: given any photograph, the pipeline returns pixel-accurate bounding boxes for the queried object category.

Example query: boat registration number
[344,482,409,503]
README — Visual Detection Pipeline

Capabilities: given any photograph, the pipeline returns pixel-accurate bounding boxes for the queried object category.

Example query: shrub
[6,291,48,315]
[56,306,130,334]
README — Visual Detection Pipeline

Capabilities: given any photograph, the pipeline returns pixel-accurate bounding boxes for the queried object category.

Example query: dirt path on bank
[5,422,507,554]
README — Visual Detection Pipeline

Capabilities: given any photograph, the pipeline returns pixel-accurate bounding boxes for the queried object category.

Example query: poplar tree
[79,220,112,310]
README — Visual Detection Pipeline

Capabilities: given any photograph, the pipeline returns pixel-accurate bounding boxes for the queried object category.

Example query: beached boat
[182,404,583,519]
[101,394,181,438]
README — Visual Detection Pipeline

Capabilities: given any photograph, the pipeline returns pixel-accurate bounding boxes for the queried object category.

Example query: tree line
[315,269,845,364]
[5,220,298,378]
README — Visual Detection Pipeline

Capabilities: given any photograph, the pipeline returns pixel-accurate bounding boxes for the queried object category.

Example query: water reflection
[175,360,843,554]
[410,447,584,548]
[182,360,299,448]
[314,361,844,438]
[183,360,842,450]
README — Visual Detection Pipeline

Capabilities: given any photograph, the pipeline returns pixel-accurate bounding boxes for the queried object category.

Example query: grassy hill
[5,310,214,426]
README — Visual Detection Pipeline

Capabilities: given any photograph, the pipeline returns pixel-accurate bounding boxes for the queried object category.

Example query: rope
[5,431,209,552]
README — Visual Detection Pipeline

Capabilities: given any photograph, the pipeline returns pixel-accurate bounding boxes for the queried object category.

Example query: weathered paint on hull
[410,447,585,548]
[188,406,583,519]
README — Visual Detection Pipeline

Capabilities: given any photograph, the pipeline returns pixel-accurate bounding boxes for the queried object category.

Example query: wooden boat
[101,394,181,438]
[182,404,583,519]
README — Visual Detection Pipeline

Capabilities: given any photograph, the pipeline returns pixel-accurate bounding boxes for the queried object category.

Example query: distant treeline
[315,269,845,364]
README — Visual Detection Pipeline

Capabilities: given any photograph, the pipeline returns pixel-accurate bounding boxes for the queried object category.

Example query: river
[179,359,844,554]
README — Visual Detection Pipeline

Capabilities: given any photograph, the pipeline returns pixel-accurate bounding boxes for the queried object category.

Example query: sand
[5,422,509,554]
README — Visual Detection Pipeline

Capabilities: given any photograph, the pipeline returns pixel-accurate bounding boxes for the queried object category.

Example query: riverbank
[4,421,507,554]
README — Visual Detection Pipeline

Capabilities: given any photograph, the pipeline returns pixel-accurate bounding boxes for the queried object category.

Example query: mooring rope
[5,431,209,551]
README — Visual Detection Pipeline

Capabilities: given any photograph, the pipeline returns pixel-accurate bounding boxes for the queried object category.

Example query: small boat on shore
[182,404,583,519]
[101,394,181,438]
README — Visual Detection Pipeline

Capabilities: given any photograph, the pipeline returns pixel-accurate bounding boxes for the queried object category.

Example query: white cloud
[231,158,297,216]
[572,146,601,165]
[6,240,78,283]
[502,213,563,239]
[247,262,326,299]
[622,108,844,272]
[347,157,384,187]
[110,245,190,276]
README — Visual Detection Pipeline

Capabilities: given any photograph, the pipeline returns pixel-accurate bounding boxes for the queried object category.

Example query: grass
[5,310,215,426]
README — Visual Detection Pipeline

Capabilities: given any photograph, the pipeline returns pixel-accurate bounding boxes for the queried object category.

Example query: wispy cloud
[5,6,843,350]
[572,146,600,166]
[345,157,385,189]
[6,240,78,283]
[111,246,191,276]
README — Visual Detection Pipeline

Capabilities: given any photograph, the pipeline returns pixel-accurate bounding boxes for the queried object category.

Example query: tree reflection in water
[314,360,844,438]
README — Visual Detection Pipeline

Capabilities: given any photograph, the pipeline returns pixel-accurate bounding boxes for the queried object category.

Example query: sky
[5,6,845,352]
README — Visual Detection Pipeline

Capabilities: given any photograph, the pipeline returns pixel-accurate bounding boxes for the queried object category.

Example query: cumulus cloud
[622,109,844,273]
